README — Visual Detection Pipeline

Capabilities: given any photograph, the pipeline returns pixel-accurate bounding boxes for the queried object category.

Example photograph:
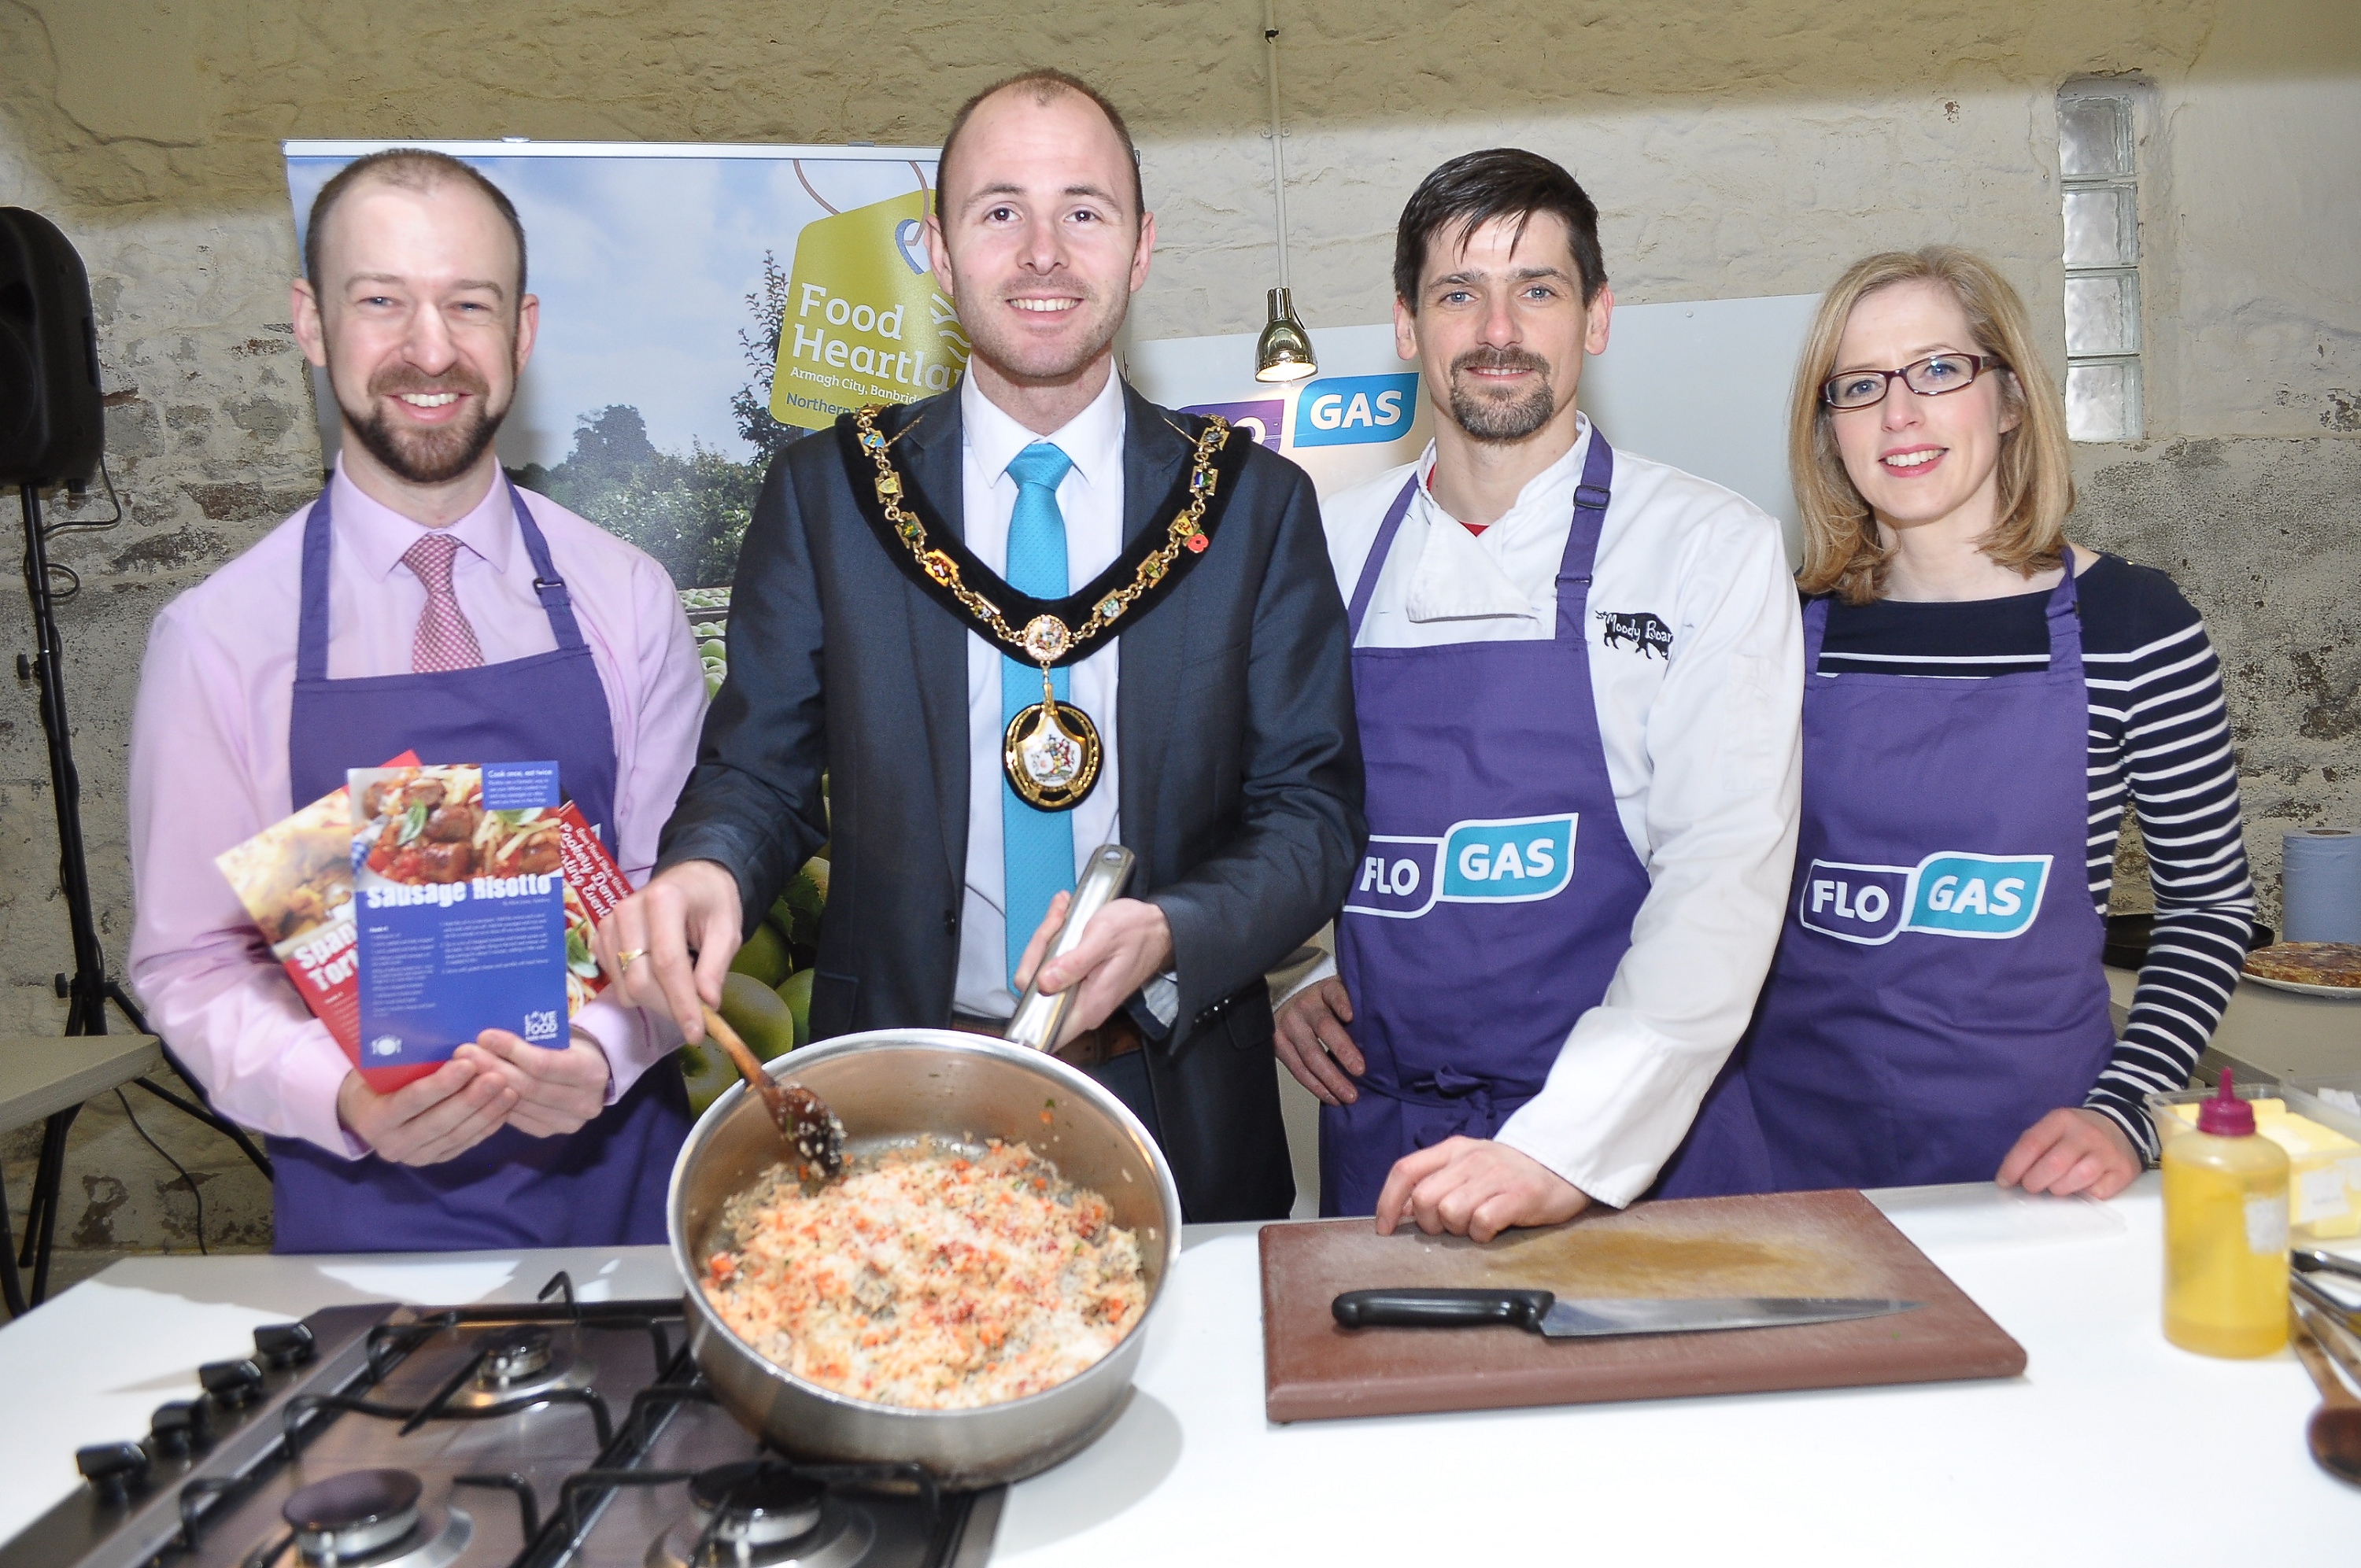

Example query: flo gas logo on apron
[1800,852,2052,945]
[1343,814,1576,919]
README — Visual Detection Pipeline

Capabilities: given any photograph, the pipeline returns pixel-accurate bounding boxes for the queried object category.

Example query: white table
[2,1182,2356,1564]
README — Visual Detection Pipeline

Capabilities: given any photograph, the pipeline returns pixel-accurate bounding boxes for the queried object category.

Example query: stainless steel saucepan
[666,846,1183,1487]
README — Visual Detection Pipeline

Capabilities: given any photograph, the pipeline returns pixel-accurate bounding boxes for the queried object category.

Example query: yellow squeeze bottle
[2163,1070,2290,1357]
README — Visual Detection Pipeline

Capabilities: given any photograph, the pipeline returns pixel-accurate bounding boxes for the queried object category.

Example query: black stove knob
[148,1399,214,1456]
[253,1322,316,1369]
[76,1442,150,1505]
[198,1358,265,1408]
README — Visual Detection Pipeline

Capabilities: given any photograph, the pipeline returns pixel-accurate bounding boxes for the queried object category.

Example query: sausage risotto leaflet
[700,1137,1148,1410]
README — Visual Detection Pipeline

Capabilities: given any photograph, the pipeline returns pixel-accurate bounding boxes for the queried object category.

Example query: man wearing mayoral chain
[604,69,1365,1221]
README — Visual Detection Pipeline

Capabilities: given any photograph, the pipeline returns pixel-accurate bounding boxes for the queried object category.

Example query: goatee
[338,363,507,485]
[1448,347,1556,443]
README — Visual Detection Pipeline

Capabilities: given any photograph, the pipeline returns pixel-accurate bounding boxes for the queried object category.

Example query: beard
[958,279,1129,386]
[1447,347,1557,442]
[335,360,508,485]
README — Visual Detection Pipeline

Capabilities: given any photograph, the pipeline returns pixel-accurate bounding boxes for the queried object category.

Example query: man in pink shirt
[126,149,705,1251]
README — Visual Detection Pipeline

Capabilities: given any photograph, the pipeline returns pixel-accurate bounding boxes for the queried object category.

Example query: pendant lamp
[1254,1,1317,383]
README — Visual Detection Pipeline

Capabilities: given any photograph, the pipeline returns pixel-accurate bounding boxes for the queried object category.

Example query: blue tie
[1002,442,1077,989]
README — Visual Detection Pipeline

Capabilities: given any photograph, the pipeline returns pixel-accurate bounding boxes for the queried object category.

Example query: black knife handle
[1333,1288,1557,1330]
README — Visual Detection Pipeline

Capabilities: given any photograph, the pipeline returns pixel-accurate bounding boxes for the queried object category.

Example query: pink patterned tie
[402,531,484,673]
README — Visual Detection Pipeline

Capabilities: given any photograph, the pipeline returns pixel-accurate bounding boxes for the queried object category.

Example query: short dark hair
[305,148,528,299]
[1394,149,1606,312]
[937,68,1144,223]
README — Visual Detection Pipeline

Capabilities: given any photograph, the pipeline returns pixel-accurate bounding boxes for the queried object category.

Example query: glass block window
[2059,88,2141,441]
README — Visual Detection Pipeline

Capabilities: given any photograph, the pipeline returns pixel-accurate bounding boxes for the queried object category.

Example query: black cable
[115,1087,207,1256]
[44,454,125,537]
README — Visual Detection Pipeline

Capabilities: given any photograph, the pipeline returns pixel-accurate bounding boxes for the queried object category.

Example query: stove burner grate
[241,1470,473,1568]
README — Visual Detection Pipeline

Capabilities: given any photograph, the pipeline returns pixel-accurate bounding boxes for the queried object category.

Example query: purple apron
[1657,567,2115,1194]
[268,481,689,1253]
[1321,437,1652,1216]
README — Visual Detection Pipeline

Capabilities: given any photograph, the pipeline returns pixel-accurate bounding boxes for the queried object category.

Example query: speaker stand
[10,481,273,1311]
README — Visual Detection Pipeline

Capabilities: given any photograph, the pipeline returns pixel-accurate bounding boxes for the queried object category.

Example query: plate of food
[2242,942,2361,999]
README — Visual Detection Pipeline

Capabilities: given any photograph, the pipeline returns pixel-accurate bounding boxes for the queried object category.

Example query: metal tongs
[1004,843,1136,1053]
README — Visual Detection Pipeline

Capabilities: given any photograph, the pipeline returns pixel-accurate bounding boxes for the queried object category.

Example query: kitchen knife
[1332,1287,1921,1339]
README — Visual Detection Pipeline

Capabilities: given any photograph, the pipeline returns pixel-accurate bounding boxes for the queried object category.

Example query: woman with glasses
[1657,247,2252,1200]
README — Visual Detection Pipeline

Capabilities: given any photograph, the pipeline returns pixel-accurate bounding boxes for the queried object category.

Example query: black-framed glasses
[1821,354,2008,411]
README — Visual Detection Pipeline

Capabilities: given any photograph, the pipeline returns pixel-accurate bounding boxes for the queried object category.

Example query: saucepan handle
[1003,843,1136,1053]
[1332,1288,1557,1330]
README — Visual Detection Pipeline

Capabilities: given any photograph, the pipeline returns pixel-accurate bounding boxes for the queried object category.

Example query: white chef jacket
[1306,414,1802,1206]
[952,372,1176,1027]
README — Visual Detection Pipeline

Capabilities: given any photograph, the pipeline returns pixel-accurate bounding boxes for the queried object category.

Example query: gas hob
[0,1276,1000,1568]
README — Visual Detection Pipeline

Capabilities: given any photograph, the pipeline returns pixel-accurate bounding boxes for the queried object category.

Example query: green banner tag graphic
[771,187,970,430]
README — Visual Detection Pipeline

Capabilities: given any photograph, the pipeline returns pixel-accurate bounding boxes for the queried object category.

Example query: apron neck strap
[295,478,588,682]
[1347,475,1419,641]
[2043,549,2086,676]
[1802,553,2086,681]
[296,489,337,682]
[1550,430,1615,638]
[509,484,589,651]
[1347,432,1616,645]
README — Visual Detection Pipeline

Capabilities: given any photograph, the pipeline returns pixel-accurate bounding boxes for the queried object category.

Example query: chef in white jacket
[1275,149,1802,1241]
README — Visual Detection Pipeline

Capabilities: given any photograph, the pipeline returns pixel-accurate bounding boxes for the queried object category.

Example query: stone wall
[2,0,2355,1273]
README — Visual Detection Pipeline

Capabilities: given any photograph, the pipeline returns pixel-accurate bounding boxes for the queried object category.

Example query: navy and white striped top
[1817,553,2256,1157]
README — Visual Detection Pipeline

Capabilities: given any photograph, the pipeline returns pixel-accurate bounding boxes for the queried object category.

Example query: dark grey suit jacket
[657,381,1364,1221]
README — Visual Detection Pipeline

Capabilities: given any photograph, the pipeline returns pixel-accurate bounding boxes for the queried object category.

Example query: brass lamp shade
[1254,287,1317,382]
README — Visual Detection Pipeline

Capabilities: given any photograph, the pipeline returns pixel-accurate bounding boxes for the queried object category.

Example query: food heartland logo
[1800,852,2052,945]
[1343,814,1576,920]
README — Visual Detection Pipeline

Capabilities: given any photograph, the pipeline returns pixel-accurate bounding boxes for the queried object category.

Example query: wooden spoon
[700,1005,844,1179]
[2289,1301,2361,1488]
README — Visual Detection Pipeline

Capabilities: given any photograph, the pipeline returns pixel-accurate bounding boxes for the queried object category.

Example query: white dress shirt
[953,371,1130,1019]
[1309,415,1804,1206]
[126,463,707,1156]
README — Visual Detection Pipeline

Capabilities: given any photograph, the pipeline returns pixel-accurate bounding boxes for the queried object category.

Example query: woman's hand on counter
[1996,1107,2141,1199]
[336,1057,516,1165]
[460,1030,612,1138]
[1376,1136,1591,1243]
[1275,978,1364,1105]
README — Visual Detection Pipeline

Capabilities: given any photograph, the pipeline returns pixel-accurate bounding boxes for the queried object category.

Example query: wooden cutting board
[1261,1189,2025,1422]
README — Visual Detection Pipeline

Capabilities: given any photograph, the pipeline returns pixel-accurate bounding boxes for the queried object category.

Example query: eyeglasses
[1821,354,2008,411]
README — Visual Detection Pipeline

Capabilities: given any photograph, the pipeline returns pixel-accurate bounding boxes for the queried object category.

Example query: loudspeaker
[0,208,104,489]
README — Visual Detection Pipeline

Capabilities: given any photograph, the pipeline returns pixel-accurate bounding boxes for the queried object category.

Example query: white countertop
[5,1181,2359,1564]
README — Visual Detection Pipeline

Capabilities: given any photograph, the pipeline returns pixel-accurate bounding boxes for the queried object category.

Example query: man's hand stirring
[597,858,743,1042]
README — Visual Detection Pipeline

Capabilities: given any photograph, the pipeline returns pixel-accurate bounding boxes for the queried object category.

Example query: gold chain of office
[852,403,1232,669]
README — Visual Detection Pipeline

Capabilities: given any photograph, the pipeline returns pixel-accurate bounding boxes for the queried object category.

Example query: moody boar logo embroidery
[1595,610,1673,659]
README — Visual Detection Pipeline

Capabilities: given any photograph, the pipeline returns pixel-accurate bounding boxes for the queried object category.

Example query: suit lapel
[1118,385,1193,859]
[892,398,971,889]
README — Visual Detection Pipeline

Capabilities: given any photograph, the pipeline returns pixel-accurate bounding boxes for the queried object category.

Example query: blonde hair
[1791,247,2075,604]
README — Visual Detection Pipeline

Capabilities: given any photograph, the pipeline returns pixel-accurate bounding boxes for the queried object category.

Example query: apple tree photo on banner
[283,142,956,677]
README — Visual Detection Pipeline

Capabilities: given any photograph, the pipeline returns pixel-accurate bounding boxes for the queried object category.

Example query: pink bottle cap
[2196,1068,2256,1137]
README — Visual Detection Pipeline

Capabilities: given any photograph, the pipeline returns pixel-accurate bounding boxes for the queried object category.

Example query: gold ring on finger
[617,948,646,972]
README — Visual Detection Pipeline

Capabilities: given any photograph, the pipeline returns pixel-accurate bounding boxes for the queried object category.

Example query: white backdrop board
[1123,293,1820,563]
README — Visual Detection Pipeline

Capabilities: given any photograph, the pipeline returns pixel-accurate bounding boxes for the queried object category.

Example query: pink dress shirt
[126,463,708,1157]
